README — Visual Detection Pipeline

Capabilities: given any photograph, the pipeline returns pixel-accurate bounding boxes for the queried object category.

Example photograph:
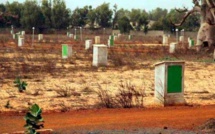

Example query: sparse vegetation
[4,100,12,109]
[55,85,80,97]
[96,81,146,108]
[14,77,28,92]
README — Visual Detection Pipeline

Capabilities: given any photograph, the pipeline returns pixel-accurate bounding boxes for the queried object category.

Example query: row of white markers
[162,35,195,53]
[11,31,44,47]
[63,36,108,67]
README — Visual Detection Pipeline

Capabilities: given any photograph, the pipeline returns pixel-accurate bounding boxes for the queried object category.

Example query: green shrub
[14,77,27,92]
[24,104,44,134]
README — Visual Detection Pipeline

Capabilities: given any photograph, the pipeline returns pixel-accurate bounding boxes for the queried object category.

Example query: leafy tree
[52,0,70,29]
[5,1,22,28]
[95,3,113,28]
[41,0,52,28]
[20,0,44,30]
[71,6,89,27]
[86,6,96,29]
[129,9,148,31]
[118,16,132,33]
[112,4,118,29]
[149,7,168,21]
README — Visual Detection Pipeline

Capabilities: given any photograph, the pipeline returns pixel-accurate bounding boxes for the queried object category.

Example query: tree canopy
[0,0,200,32]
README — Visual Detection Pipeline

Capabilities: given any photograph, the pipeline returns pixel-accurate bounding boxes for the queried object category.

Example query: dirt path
[0,105,215,133]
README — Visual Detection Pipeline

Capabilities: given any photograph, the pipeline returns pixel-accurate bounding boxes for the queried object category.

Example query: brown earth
[0,34,215,133]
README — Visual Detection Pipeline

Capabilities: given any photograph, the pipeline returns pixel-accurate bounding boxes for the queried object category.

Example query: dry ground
[0,34,215,133]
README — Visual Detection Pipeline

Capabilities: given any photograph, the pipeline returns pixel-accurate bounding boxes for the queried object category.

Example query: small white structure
[95,36,100,44]
[179,36,184,42]
[154,61,185,106]
[93,44,108,66]
[169,42,177,53]
[114,36,117,41]
[128,35,132,40]
[62,44,72,59]
[38,34,43,41]
[85,40,92,50]
[18,36,24,47]
[69,34,73,38]
[213,49,215,61]
[21,31,25,36]
[162,35,168,45]
[188,37,194,48]
[74,35,77,40]
[12,34,15,39]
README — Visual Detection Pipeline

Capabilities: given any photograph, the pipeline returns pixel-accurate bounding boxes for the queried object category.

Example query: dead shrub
[116,81,146,108]
[95,81,146,108]
[55,85,80,97]
[95,84,115,108]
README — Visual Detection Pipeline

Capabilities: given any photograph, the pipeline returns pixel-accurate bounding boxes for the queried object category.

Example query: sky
[2,0,194,12]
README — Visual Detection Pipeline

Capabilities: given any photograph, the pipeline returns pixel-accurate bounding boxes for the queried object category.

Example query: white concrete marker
[154,61,185,106]
[85,40,92,50]
[169,42,177,53]
[93,44,108,66]
[95,36,100,44]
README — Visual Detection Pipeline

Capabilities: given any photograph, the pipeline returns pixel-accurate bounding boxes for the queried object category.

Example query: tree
[118,16,132,34]
[95,3,113,28]
[71,6,89,27]
[41,0,52,28]
[86,6,96,29]
[149,8,168,21]
[52,0,70,29]
[112,4,118,29]
[20,0,44,30]
[172,0,215,59]
[5,1,22,28]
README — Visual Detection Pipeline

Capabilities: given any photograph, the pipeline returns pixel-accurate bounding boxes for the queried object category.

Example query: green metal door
[167,65,182,93]
[62,45,68,57]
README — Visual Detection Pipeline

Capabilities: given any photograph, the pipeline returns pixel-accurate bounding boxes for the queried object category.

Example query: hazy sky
[3,0,193,11]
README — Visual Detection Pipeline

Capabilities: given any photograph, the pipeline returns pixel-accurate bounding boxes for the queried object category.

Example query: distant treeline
[0,0,200,33]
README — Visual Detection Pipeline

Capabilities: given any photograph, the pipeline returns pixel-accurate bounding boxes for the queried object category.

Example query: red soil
[0,105,215,133]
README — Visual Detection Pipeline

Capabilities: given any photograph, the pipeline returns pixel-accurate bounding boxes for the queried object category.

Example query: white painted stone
[95,36,100,44]
[18,36,24,47]
[162,35,168,45]
[21,31,25,36]
[169,42,176,53]
[12,34,15,39]
[69,34,73,38]
[93,44,108,66]
[74,35,77,40]
[38,34,43,41]
[85,40,92,50]
[179,36,184,42]
[114,36,117,41]
[154,61,185,106]
[128,35,131,40]
[213,49,215,61]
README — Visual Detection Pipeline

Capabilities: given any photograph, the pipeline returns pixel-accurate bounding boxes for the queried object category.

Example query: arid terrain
[0,33,215,133]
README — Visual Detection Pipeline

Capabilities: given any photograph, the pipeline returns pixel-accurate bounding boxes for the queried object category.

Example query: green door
[167,65,182,93]
[62,45,68,57]
[110,39,114,46]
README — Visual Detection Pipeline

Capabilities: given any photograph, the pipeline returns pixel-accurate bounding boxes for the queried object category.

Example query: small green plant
[24,104,44,134]
[14,77,27,92]
[4,100,12,109]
